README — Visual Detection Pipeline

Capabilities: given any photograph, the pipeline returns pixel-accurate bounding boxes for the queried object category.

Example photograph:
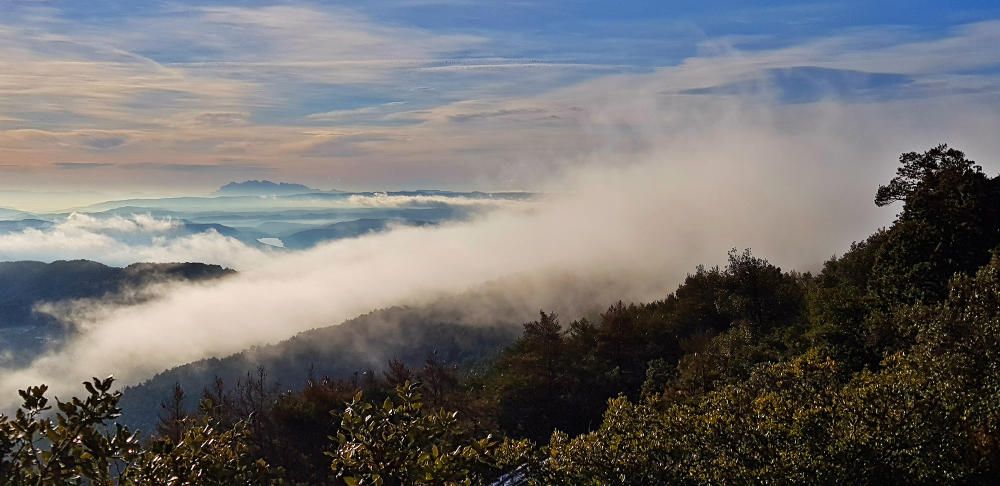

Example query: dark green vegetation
[118,306,522,435]
[2,144,1000,484]
[0,260,232,328]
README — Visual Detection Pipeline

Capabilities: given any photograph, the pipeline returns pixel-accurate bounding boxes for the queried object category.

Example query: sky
[1,0,1000,196]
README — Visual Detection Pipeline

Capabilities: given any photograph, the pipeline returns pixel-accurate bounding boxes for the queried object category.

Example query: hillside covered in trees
[1,144,999,484]
[0,261,233,366]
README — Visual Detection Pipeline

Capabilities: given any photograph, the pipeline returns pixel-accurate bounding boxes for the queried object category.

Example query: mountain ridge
[214,180,329,196]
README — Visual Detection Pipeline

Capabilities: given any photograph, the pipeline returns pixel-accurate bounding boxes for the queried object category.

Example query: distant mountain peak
[214,180,318,196]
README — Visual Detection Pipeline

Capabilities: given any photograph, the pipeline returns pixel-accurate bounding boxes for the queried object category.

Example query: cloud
[1,129,135,151]
[2,6,999,193]
[138,163,274,173]
[306,102,409,124]
[448,107,549,122]
[54,162,115,170]
[193,112,252,127]
[0,213,269,268]
[0,2,477,132]
[293,132,404,158]
[341,193,533,209]
[415,60,624,73]
[60,213,178,234]
[180,5,479,66]
[81,135,129,150]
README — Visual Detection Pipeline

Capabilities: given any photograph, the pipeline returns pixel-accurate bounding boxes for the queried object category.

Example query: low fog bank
[0,213,272,268]
[0,193,530,268]
[117,269,650,432]
[1,95,999,407]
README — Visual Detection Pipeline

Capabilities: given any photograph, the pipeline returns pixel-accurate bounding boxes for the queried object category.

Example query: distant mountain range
[0,214,455,254]
[214,180,329,196]
[67,191,530,219]
[0,188,506,252]
[0,219,51,232]
[281,218,435,249]
[0,208,36,220]
[0,260,233,328]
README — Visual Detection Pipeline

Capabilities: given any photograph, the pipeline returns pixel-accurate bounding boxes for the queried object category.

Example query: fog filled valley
[4,1,1000,484]
[4,137,1000,483]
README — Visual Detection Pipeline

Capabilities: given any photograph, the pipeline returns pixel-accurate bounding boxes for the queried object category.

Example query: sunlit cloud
[0,213,270,268]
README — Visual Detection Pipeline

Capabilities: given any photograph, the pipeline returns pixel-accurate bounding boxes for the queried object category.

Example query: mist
[1,92,999,408]
[0,213,271,268]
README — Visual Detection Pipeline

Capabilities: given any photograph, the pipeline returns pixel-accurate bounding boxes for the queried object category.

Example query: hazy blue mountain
[253,221,317,237]
[0,219,53,233]
[80,206,461,233]
[0,260,233,365]
[76,196,309,213]
[0,190,533,270]
[0,208,36,220]
[278,189,535,201]
[215,180,321,196]
[0,260,233,328]
[74,190,534,214]
[174,222,271,247]
[281,218,434,249]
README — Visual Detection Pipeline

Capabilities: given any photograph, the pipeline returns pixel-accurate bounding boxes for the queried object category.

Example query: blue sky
[1,0,999,195]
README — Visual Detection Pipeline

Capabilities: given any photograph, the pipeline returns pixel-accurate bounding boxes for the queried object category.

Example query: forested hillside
[118,307,521,435]
[0,261,233,366]
[0,260,233,328]
[1,145,999,484]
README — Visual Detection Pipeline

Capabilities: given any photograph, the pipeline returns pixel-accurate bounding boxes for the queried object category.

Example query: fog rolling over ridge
[1,94,999,406]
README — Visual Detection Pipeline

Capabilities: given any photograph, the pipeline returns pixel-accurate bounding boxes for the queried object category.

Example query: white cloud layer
[0,214,269,268]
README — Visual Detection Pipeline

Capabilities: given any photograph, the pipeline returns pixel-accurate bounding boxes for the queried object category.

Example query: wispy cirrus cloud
[0,213,268,268]
[306,102,411,124]
[54,162,115,170]
[0,2,999,193]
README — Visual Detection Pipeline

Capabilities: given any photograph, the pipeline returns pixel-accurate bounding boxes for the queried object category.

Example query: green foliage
[805,231,889,369]
[539,260,1000,483]
[0,376,138,485]
[0,377,282,485]
[542,397,690,485]
[720,248,805,332]
[494,311,593,441]
[328,381,530,485]
[125,411,282,485]
[638,358,673,401]
[670,323,779,396]
[492,253,808,442]
[870,144,1000,306]
[875,144,987,208]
